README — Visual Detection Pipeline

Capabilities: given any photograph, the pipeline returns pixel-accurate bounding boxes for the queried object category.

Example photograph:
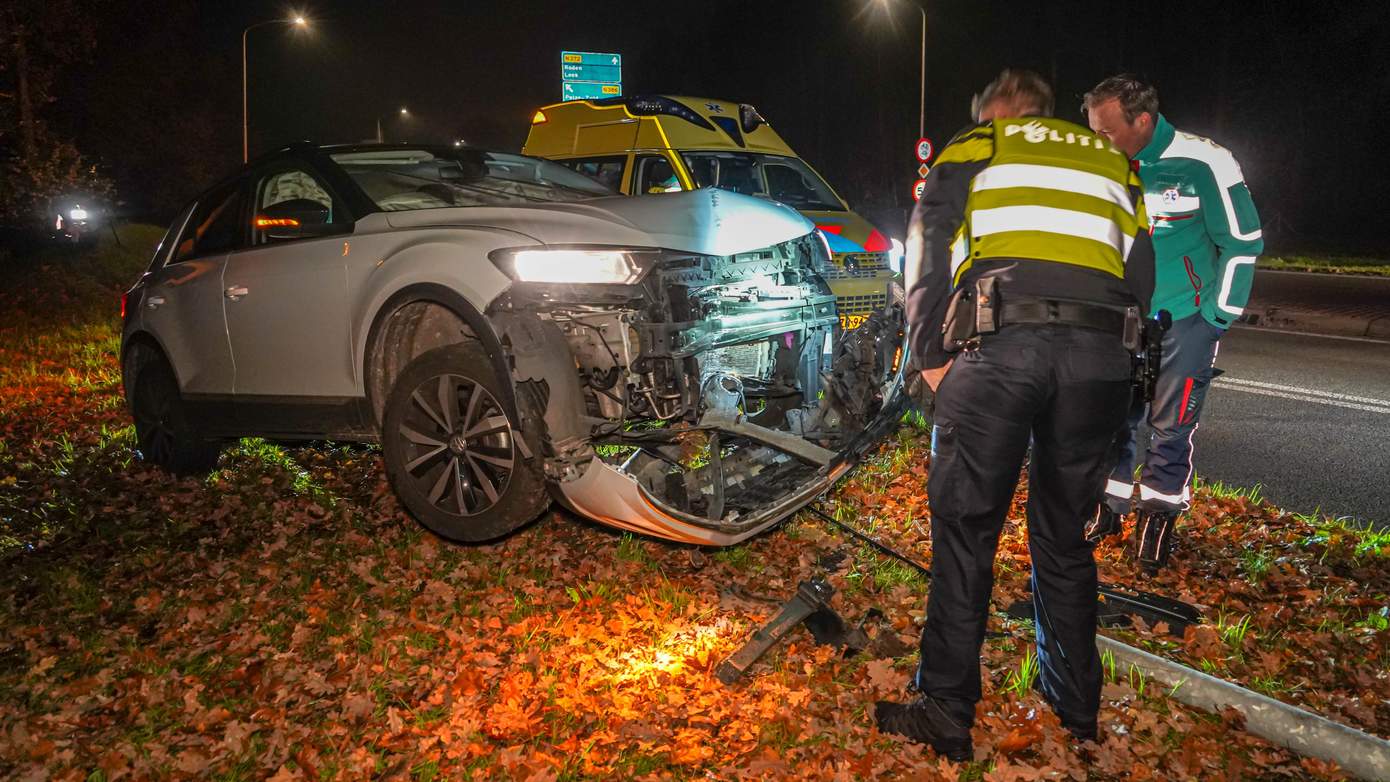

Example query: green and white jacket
[1136,114,1263,328]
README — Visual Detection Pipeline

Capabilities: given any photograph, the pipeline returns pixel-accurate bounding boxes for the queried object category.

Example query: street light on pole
[873,0,926,139]
[243,13,309,163]
[376,107,410,143]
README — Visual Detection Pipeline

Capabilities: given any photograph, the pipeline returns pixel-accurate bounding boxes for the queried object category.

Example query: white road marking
[1231,323,1390,345]
[1213,376,1390,415]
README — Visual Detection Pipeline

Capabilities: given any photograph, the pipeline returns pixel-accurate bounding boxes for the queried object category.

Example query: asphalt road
[1190,326,1390,527]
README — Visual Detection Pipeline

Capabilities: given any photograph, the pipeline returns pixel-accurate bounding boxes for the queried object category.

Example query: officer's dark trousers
[1105,313,1223,513]
[915,324,1132,727]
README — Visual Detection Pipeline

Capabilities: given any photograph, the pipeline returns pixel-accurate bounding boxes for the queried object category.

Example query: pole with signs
[912,137,934,201]
[561,51,622,101]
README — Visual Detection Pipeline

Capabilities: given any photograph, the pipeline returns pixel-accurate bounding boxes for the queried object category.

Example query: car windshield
[680,152,843,212]
[330,148,613,211]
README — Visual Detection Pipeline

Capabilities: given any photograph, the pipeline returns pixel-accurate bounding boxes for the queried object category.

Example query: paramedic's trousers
[916,324,1132,728]
[1105,313,1223,513]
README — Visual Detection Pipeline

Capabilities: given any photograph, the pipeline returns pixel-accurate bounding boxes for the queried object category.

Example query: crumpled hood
[382,189,815,256]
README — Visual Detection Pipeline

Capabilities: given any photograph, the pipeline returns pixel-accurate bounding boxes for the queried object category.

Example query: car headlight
[492,248,649,285]
[888,238,905,274]
[69,208,89,220]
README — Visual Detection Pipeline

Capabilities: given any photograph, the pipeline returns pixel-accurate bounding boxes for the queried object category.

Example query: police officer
[1081,76,1263,574]
[875,70,1155,758]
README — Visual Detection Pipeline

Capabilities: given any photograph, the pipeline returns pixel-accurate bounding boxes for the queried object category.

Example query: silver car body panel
[556,456,855,546]
[380,190,814,257]
[138,256,234,394]
[224,236,356,397]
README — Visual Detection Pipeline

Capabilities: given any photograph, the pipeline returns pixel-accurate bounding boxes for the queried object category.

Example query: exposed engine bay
[490,232,908,545]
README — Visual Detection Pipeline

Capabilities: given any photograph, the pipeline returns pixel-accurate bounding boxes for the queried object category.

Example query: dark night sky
[60,0,1389,252]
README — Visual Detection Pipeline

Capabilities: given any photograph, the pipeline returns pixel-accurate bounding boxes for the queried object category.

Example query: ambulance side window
[634,155,681,194]
[560,156,626,192]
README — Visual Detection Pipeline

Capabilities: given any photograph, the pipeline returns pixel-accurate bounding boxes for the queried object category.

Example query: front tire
[130,360,222,475]
[381,343,549,542]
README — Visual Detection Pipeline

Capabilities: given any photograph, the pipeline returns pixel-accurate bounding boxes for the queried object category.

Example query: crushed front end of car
[487,190,908,546]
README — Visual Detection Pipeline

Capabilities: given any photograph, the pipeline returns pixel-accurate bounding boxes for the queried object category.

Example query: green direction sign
[561,50,621,101]
[562,81,621,100]
[562,62,620,83]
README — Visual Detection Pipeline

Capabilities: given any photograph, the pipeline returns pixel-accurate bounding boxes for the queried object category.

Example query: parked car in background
[121,143,908,546]
[48,194,108,244]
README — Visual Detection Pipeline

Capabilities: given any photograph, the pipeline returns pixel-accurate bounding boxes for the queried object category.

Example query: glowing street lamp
[243,13,310,162]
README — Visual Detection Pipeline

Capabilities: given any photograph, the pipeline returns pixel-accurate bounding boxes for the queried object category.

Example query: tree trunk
[15,27,37,159]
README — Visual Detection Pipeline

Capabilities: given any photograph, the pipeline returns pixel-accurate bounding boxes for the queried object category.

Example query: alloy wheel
[395,373,516,517]
[133,376,176,465]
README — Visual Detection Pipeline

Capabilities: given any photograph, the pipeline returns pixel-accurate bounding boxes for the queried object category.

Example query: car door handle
[146,295,166,309]
[224,285,249,301]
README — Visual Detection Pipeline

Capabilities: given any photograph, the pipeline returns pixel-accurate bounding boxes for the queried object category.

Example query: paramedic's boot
[874,694,972,761]
[1134,509,1179,576]
[1084,504,1124,544]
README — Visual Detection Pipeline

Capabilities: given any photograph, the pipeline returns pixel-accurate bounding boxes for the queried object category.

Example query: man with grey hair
[1082,76,1263,576]
[876,69,1153,758]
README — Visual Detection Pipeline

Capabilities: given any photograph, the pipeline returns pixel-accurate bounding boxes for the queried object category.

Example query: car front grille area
[818,252,890,279]
[835,292,889,315]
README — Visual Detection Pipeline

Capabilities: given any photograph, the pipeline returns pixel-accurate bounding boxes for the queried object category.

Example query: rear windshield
[681,152,843,212]
[330,148,613,211]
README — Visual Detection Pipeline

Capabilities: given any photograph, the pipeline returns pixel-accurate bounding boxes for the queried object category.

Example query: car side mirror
[253,198,334,240]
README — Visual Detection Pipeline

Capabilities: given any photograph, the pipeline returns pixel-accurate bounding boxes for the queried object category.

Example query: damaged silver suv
[121,143,908,545]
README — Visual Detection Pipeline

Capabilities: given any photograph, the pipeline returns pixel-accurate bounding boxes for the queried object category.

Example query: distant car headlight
[492,248,649,285]
[69,208,89,221]
[888,238,905,274]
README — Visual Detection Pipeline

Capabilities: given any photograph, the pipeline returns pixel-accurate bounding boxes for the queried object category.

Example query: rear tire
[381,343,549,542]
[130,360,222,475]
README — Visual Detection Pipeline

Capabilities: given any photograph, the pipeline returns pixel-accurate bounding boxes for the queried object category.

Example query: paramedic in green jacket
[1081,76,1264,573]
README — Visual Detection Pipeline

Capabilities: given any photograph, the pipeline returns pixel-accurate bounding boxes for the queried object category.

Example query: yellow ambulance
[522,95,901,329]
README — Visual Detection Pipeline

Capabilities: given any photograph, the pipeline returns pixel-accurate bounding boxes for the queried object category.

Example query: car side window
[634,155,681,194]
[251,166,338,245]
[171,182,246,263]
[560,156,626,192]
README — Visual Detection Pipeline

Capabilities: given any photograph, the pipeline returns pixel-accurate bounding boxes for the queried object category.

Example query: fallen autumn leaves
[0,231,1384,780]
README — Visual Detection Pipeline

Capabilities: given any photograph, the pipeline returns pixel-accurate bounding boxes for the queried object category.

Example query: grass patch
[1295,510,1390,559]
[1217,613,1253,654]
[845,549,918,594]
[1193,476,1264,504]
[1258,254,1390,276]
[1239,548,1273,587]
[1001,647,1039,698]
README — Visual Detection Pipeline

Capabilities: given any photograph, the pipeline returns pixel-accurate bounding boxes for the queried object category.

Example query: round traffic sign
[912,178,928,202]
[915,137,934,162]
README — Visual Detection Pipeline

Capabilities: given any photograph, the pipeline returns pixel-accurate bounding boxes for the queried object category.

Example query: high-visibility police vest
[936,117,1149,286]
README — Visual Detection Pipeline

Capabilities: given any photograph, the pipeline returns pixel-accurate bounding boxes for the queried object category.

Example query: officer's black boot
[874,694,973,761]
[1134,509,1179,575]
[1083,504,1124,544]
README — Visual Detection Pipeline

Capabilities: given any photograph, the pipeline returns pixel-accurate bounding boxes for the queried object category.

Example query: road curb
[1240,305,1390,340]
[1097,635,1390,781]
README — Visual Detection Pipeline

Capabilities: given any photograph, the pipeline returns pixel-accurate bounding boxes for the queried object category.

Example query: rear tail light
[120,292,128,319]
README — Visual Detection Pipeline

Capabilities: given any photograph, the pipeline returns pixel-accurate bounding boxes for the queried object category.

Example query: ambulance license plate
[839,312,869,330]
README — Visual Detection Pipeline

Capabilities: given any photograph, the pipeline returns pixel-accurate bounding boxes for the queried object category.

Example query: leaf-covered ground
[0,231,1384,780]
